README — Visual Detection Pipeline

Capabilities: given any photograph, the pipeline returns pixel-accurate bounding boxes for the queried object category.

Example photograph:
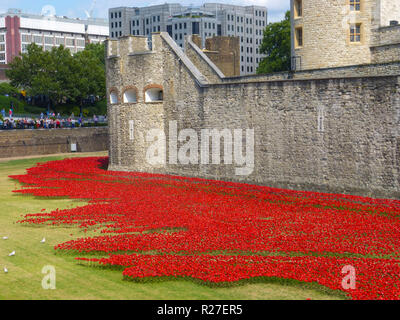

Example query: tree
[0,82,20,96]
[6,42,106,116]
[84,43,106,67]
[69,47,106,117]
[257,11,291,74]
[6,44,46,90]
[6,44,73,112]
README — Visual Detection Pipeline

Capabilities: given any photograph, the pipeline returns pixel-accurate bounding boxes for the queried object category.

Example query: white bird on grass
[40,238,46,243]
[4,267,8,273]
[2,237,8,240]
[8,251,15,257]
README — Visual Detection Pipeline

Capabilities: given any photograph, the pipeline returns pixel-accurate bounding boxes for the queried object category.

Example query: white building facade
[109,3,268,76]
[0,9,109,65]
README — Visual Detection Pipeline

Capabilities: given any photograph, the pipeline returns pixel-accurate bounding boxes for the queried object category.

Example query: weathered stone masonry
[0,127,108,158]
[107,33,400,199]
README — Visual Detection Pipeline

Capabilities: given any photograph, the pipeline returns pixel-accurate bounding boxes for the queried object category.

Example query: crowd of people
[0,108,105,130]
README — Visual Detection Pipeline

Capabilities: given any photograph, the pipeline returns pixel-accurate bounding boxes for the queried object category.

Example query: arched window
[144,86,163,103]
[110,91,119,104]
[123,88,138,103]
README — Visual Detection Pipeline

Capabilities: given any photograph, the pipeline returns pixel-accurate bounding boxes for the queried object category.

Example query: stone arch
[109,87,120,104]
[122,86,139,103]
[144,84,164,103]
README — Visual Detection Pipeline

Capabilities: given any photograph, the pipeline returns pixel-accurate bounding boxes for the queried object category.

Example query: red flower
[10,157,400,300]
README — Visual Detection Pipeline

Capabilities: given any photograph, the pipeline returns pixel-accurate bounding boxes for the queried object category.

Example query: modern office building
[0,8,109,65]
[109,3,268,75]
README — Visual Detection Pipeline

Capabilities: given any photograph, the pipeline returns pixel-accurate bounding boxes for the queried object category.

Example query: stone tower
[290,0,400,70]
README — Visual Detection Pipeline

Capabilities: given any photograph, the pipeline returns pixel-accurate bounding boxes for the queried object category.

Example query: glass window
[294,0,303,18]
[21,34,31,42]
[350,0,361,11]
[34,35,43,44]
[295,27,303,47]
[350,24,361,42]
[45,37,53,45]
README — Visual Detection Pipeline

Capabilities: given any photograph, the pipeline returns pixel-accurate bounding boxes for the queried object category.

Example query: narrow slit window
[295,27,303,48]
[294,0,303,18]
[129,120,134,141]
[318,107,325,133]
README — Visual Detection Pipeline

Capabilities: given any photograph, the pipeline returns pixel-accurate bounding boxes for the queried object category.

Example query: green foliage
[0,83,20,96]
[84,43,106,67]
[6,43,106,116]
[82,109,90,117]
[71,106,81,117]
[69,47,106,108]
[257,11,291,74]
[23,104,47,115]
[93,99,107,115]
[0,95,26,113]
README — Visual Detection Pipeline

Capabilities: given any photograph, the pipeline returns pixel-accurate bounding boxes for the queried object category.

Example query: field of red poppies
[9,157,400,300]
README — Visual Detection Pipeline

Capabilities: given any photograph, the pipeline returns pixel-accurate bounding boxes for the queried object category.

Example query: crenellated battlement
[106,35,153,58]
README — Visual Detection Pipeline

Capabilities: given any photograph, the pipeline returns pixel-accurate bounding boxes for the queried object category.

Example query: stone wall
[379,0,400,27]
[203,36,240,77]
[222,61,400,83]
[371,43,400,63]
[373,25,400,46]
[0,127,108,158]
[370,25,400,64]
[185,36,223,84]
[107,33,400,199]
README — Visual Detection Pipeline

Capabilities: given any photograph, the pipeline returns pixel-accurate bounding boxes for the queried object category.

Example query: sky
[0,0,289,23]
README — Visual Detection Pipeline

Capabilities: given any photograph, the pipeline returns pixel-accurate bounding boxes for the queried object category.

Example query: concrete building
[0,8,109,65]
[291,0,400,71]
[109,3,268,76]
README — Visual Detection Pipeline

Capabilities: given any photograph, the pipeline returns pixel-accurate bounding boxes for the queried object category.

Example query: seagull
[40,238,46,243]
[4,267,8,273]
[8,251,15,257]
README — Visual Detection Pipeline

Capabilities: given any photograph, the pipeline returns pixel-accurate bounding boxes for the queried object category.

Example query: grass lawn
[0,153,345,300]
